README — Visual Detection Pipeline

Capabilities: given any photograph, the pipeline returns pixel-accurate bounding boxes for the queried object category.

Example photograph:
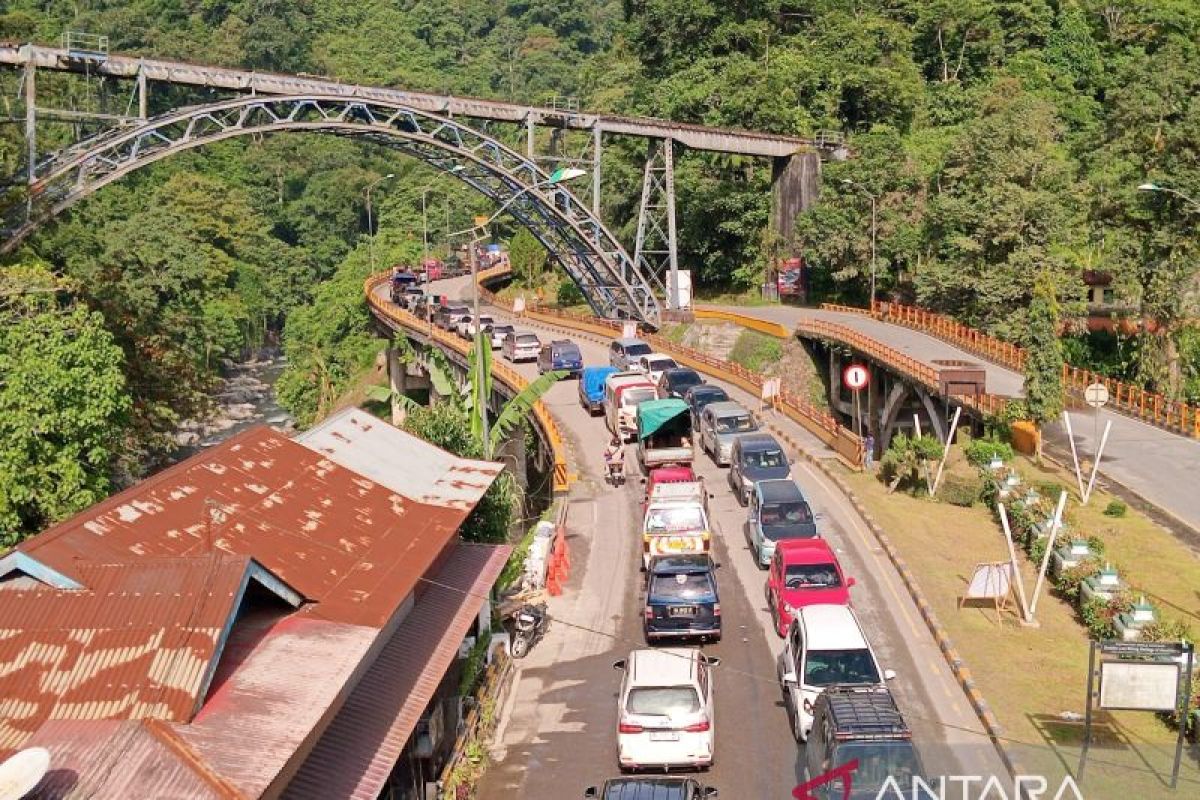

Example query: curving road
[380,277,1008,798]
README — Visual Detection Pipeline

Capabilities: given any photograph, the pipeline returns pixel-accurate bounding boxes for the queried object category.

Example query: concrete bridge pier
[771,151,822,248]
[820,348,952,458]
[385,345,431,426]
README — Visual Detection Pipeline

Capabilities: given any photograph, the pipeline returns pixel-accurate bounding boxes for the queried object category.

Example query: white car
[778,604,894,742]
[502,331,541,363]
[490,324,515,350]
[462,314,495,340]
[613,648,718,771]
[635,353,679,385]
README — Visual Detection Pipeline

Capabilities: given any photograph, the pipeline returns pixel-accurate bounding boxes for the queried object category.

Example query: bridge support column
[137,61,148,120]
[386,346,407,427]
[21,57,35,191]
[592,125,602,216]
[770,152,822,250]
[526,115,535,160]
[633,138,680,310]
[915,387,948,443]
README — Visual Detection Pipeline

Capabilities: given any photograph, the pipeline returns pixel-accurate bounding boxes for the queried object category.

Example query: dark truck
[635,398,694,474]
[389,269,418,304]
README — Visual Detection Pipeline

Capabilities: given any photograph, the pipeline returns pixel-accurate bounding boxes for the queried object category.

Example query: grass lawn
[840,448,1200,798]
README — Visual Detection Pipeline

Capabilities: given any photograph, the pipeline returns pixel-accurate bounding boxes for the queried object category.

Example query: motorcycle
[509,602,548,659]
[604,450,626,487]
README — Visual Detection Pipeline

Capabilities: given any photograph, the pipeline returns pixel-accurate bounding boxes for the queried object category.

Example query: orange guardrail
[852,300,1200,439]
[795,318,1014,421]
[479,271,865,469]
[365,274,572,494]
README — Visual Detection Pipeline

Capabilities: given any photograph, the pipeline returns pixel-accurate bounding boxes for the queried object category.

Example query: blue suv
[538,339,584,378]
[643,554,721,643]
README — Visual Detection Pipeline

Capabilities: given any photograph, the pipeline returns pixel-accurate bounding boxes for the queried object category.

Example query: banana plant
[369,333,564,460]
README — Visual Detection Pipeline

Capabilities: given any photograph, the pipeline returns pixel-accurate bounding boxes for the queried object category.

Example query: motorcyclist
[603,435,625,482]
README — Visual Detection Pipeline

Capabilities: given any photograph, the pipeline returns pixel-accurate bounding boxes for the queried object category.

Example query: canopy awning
[637,398,690,440]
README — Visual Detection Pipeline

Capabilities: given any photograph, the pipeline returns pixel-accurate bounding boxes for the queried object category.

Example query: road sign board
[1084,383,1110,408]
[842,364,869,391]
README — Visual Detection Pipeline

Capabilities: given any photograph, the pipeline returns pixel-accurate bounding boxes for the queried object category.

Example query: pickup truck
[641,466,699,514]
[635,398,694,474]
[641,497,711,570]
[579,366,617,415]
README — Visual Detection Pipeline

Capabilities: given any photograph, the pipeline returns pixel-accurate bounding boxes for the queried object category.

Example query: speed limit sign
[843,364,870,391]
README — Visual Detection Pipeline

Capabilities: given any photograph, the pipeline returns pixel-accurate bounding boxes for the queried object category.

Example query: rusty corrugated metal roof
[294,408,502,510]
[19,427,477,628]
[0,555,254,755]
[281,543,509,800]
[5,423,505,798]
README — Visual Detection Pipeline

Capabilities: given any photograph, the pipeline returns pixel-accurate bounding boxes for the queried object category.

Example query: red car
[765,538,855,637]
[641,465,697,514]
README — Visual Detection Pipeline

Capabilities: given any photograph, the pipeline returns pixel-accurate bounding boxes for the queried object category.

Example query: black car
[804,686,924,799]
[657,367,705,399]
[643,554,720,643]
[727,432,792,505]
[683,384,730,431]
[585,778,718,799]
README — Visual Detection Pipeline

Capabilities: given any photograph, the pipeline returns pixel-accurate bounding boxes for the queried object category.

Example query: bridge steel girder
[0,95,662,326]
[633,138,679,309]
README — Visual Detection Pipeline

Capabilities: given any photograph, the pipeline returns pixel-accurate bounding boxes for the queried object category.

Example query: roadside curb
[765,418,1024,779]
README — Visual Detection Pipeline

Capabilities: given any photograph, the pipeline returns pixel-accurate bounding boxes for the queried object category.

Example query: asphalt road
[400,278,1007,799]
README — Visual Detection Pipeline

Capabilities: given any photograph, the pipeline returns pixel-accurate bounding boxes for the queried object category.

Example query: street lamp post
[417,166,465,264]
[1138,182,1200,214]
[447,167,587,449]
[841,179,879,312]
[364,173,395,272]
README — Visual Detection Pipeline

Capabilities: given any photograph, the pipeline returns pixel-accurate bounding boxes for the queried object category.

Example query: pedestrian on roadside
[864,432,876,471]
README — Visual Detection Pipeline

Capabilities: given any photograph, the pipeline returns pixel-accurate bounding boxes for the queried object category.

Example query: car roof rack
[823,686,912,741]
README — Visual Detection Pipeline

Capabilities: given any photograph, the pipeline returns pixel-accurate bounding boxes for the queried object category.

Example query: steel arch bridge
[0,95,663,325]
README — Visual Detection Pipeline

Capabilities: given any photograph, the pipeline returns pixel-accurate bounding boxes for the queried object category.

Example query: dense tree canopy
[2,0,1199,543]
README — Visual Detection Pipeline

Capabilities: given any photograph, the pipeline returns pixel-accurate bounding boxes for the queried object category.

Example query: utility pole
[364,173,394,272]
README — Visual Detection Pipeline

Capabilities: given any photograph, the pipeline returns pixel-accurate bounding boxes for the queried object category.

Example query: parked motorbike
[509,602,548,659]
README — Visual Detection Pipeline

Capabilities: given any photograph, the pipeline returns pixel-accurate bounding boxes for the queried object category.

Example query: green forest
[0,0,1197,541]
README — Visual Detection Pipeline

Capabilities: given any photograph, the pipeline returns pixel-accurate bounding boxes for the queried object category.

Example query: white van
[777,604,895,742]
[613,647,719,771]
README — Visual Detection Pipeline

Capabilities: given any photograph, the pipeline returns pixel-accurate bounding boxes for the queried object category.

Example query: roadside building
[0,408,509,800]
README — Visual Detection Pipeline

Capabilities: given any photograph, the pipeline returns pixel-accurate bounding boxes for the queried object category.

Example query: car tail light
[684,719,710,733]
[713,603,721,617]
[803,698,814,714]
[618,721,643,734]
[644,606,653,620]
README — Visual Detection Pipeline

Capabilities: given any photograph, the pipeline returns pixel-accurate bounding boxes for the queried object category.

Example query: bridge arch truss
[0,94,662,325]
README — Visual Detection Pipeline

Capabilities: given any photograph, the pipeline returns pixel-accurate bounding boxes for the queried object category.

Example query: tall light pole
[841,178,879,312]
[364,173,394,272]
[447,167,587,450]
[418,165,464,264]
[1138,182,1200,213]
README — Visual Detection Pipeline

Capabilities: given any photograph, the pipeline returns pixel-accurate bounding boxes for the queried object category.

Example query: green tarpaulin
[637,398,690,440]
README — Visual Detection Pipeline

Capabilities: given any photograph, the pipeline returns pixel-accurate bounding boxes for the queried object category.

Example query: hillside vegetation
[0,1,1197,540]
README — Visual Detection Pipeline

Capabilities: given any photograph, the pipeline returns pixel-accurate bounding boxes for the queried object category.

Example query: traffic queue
[410,285,925,799]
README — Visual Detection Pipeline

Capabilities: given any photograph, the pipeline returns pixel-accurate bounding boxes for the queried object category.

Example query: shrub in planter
[1139,617,1193,643]
[1036,480,1067,499]
[1080,591,1133,641]
[1057,560,1101,604]
[1086,535,1106,557]
[1104,499,1128,518]
[965,438,1015,467]
[939,474,981,507]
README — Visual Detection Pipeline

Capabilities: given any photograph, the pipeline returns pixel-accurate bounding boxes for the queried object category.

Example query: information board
[1099,660,1180,711]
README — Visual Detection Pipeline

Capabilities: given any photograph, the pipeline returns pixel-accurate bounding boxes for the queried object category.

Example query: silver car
[698,401,758,466]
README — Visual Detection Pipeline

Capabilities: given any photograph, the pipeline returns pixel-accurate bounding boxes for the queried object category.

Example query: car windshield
[645,506,706,533]
[517,335,539,345]
[556,345,582,359]
[692,388,729,408]
[622,388,657,406]
[715,413,756,433]
[479,316,494,325]
[760,501,814,540]
[625,343,652,357]
[785,563,841,590]
[650,573,716,603]
[493,326,513,334]
[804,649,881,687]
[836,742,921,791]
[626,686,701,716]
[648,358,678,371]
[669,372,703,391]
[745,448,786,469]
